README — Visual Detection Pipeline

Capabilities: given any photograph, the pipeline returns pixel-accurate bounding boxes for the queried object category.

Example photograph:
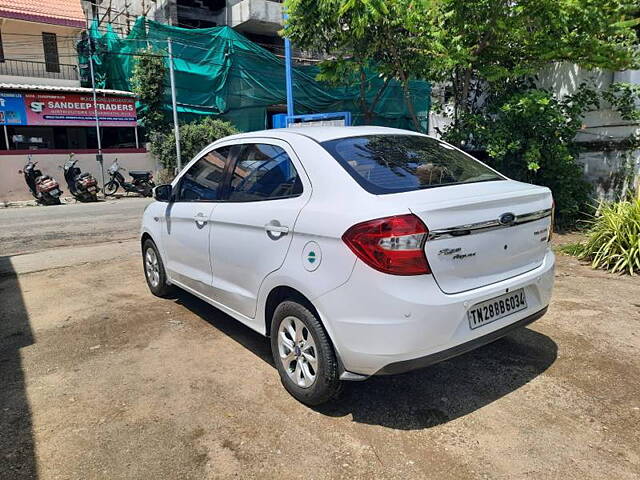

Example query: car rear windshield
[320,134,504,194]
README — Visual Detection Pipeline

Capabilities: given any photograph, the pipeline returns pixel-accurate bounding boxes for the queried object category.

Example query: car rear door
[208,140,311,321]
[161,146,231,294]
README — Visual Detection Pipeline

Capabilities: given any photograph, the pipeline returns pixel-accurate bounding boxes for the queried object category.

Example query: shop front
[0,86,157,202]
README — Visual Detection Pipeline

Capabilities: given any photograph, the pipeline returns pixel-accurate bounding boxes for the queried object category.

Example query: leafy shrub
[150,118,238,170]
[444,86,595,229]
[154,168,176,185]
[565,198,640,275]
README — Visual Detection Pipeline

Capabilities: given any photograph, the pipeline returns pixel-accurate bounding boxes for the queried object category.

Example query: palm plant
[566,197,640,275]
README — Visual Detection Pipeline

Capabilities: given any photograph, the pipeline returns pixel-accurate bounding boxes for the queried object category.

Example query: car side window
[228,143,303,202]
[176,146,231,202]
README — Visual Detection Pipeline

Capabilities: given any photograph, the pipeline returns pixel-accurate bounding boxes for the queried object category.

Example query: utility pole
[167,38,182,172]
[283,13,294,117]
[88,28,106,190]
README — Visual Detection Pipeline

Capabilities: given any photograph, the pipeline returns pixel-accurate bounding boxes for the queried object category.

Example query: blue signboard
[0,92,27,125]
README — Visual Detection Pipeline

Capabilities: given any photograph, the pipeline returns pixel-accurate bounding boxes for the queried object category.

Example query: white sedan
[141,126,555,405]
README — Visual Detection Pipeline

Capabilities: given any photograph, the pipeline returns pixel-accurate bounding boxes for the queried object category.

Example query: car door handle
[265,224,289,233]
[264,222,289,240]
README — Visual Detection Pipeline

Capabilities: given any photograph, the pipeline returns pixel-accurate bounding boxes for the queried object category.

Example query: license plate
[88,186,97,192]
[467,288,527,330]
[49,188,60,196]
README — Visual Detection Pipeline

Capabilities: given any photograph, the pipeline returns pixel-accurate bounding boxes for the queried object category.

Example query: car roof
[221,126,425,144]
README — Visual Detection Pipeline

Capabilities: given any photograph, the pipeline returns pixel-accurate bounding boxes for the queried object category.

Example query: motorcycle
[62,154,100,202]
[19,155,63,205]
[103,159,155,197]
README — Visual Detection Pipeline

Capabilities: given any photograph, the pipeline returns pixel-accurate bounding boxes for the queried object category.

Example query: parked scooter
[62,154,100,202]
[103,159,155,197]
[19,155,63,205]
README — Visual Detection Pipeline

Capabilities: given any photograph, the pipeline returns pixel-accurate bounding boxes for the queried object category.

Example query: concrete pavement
[0,240,139,276]
[0,197,151,256]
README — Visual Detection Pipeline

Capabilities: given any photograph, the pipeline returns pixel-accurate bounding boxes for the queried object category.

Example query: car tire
[142,239,174,298]
[270,300,342,406]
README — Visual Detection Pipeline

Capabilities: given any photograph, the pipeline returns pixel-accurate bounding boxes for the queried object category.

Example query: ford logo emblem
[499,212,516,225]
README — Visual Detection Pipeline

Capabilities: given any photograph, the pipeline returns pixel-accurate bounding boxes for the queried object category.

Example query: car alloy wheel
[145,247,160,288]
[277,316,318,388]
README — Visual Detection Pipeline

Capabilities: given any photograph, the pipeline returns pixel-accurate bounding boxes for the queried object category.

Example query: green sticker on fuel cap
[302,241,321,271]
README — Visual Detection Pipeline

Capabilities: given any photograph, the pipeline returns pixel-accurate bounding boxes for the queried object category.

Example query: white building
[540,65,640,199]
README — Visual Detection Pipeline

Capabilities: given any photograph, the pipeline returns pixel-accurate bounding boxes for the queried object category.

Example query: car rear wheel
[270,300,341,405]
[143,239,174,298]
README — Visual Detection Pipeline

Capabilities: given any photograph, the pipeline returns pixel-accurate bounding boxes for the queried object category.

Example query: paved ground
[1,199,639,479]
[0,197,152,257]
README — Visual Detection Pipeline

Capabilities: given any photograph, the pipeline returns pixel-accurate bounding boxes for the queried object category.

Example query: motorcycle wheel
[40,195,60,206]
[104,181,119,196]
[142,182,153,197]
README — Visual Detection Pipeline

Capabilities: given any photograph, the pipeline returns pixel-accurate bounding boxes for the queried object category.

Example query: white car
[141,126,555,405]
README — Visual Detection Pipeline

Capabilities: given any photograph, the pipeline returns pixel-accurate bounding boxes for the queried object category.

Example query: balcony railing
[0,58,79,82]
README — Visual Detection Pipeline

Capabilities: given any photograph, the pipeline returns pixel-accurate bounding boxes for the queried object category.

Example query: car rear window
[320,134,504,194]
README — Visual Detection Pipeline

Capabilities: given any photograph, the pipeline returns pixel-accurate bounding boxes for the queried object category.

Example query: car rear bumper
[374,306,547,375]
[314,250,555,377]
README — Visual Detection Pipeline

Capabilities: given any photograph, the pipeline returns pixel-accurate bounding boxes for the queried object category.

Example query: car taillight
[342,214,431,275]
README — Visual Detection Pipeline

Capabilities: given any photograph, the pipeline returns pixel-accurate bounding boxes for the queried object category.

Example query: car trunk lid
[402,181,552,294]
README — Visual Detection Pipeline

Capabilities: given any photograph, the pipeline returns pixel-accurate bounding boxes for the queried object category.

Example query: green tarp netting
[84,17,430,132]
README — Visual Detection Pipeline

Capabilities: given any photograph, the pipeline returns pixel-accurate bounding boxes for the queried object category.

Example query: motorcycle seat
[129,170,151,178]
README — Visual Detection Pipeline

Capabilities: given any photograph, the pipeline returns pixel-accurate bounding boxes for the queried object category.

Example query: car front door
[162,146,231,294]
[209,140,310,322]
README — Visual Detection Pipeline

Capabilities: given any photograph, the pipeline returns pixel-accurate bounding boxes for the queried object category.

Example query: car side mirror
[153,184,172,202]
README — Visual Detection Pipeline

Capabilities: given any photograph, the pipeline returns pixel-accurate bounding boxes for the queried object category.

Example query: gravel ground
[1,200,639,479]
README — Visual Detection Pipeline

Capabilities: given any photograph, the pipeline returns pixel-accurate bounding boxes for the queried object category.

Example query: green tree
[131,47,168,134]
[286,0,639,227]
[286,0,639,125]
[285,0,448,130]
[420,0,639,120]
[150,117,238,170]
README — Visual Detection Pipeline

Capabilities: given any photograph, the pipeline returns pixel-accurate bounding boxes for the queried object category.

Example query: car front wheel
[270,300,341,405]
[142,239,174,298]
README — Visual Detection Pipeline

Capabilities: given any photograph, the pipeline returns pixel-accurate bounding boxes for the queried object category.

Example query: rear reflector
[342,214,431,275]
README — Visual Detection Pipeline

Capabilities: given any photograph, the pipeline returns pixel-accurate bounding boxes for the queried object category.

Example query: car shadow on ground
[173,290,275,368]
[173,290,557,431]
[0,256,38,478]
[316,327,557,430]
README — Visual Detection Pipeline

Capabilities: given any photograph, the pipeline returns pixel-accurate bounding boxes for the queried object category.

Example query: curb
[0,194,141,209]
